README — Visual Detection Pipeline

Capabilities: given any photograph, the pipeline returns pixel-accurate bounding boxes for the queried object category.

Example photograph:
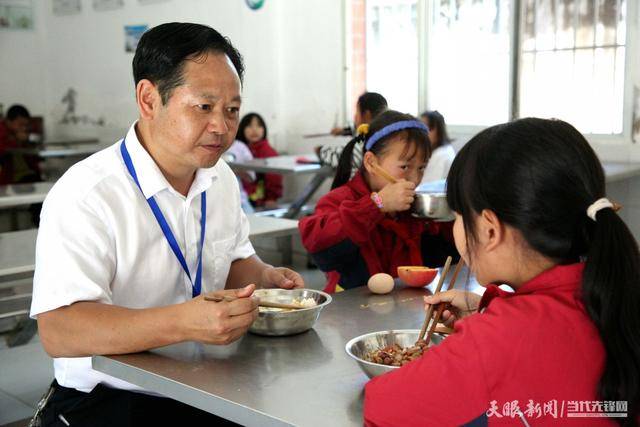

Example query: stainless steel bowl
[411,192,454,221]
[345,329,445,378]
[249,289,332,336]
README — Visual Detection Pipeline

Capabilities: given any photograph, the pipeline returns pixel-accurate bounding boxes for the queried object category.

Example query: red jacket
[241,139,283,206]
[364,263,614,426]
[0,120,17,184]
[299,172,455,292]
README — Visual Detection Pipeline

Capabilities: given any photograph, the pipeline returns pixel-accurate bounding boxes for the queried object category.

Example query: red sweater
[299,172,454,292]
[364,263,614,426]
[241,139,283,206]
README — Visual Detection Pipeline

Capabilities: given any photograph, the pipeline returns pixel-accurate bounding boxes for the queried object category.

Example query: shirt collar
[122,122,218,200]
[478,262,585,311]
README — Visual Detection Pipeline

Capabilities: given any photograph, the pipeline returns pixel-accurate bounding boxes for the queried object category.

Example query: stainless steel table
[0,216,297,280]
[39,137,99,146]
[0,182,54,209]
[227,155,334,219]
[8,142,111,158]
[0,229,37,279]
[246,215,298,239]
[92,267,480,427]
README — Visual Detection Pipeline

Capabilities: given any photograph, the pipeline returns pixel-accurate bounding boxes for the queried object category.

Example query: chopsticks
[417,257,465,344]
[371,163,398,184]
[204,294,305,310]
[418,256,452,341]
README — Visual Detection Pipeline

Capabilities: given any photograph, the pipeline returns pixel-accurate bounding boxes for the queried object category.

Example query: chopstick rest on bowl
[203,295,305,310]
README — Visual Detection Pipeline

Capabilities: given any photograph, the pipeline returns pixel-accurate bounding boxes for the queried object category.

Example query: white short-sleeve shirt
[30,122,255,393]
[421,144,456,184]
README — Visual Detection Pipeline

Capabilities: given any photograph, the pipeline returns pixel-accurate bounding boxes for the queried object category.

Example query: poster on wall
[53,0,81,15]
[93,0,124,12]
[0,0,34,30]
[125,24,148,53]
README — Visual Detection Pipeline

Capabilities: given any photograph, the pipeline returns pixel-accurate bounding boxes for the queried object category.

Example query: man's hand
[180,284,259,345]
[260,267,305,289]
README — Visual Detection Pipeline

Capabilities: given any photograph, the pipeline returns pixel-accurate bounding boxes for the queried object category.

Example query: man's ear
[136,79,162,120]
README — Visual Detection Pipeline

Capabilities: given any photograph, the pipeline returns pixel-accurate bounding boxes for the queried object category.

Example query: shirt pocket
[208,236,237,292]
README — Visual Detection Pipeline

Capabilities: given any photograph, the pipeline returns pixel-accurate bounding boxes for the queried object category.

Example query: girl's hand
[377,180,416,213]
[423,290,481,327]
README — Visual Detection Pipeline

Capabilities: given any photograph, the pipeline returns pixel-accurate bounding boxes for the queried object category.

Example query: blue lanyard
[120,140,206,297]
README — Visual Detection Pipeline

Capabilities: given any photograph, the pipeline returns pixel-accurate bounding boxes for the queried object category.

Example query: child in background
[419,110,455,183]
[364,118,640,426]
[300,110,458,293]
[225,140,255,214]
[319,92,388,169]
[236,113,282,209]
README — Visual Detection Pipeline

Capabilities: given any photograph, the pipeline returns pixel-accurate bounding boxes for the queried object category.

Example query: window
[347,0,419,116]
[345,0,630,136]
[519,0,626,134]
[428,0,512,126]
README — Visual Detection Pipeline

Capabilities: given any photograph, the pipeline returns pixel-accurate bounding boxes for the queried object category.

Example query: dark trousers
[40,381,240,426]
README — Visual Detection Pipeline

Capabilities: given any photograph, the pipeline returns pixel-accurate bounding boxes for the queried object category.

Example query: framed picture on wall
[93,0,124,12]
[125,24,148,53]
[0,0,34,30]
[52,0,81,16]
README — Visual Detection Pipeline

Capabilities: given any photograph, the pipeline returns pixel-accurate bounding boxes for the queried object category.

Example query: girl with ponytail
[365,118,640,426]
[299,110,458,293]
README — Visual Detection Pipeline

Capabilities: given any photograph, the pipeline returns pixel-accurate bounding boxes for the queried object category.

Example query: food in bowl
[258,297,317,312]
[397,266,438,287]
[250,289,332,336]
[345,330,446,378]
[364,339,429,367]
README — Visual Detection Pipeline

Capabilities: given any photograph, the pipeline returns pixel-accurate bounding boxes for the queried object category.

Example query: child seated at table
[419,110,455,183]
[226,140,255,214]
[364,118,640,426]
[236,113,283,209]
[299,110,458,293]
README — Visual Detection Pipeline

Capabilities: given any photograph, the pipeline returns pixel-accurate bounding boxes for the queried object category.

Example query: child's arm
[299,189,385,253]
[364,320,490,426]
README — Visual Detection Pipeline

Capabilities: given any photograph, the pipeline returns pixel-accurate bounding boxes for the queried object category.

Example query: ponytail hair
[331,110,431,189]
[331,134,365,189]
[446,117,640,426]
[583,208,640,425]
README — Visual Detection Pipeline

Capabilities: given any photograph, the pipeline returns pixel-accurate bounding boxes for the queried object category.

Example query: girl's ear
[478,209,505,253]
[362,151,377,175]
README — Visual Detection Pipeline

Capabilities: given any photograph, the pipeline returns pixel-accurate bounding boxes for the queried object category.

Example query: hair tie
[365,120,429,151]
[356,123,369,136]
[587,198,622,221]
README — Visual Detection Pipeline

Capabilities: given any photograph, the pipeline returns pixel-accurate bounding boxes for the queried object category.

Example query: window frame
[344,0,638,142]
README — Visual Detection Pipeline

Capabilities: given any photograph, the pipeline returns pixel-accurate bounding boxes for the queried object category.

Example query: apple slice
[397,266,438,287]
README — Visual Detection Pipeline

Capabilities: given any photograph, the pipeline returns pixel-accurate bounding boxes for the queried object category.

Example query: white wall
[0,2,46,117]
[1,0,345,153]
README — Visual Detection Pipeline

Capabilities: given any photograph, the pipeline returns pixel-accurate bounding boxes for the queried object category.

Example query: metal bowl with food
[411,191,454,221]
[345,329,445,378]
[411,180,454,221]
[250,288,332,336]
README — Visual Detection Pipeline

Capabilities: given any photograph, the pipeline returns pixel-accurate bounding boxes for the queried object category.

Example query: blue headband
[364,120,429,151]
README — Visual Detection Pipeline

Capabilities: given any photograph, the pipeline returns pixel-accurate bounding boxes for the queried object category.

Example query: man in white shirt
[30,22,303,425]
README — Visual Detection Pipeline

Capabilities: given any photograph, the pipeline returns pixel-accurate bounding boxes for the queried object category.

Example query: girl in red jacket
[236,112,283,208]
[299,110,458,293]
[364,118,640,426]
